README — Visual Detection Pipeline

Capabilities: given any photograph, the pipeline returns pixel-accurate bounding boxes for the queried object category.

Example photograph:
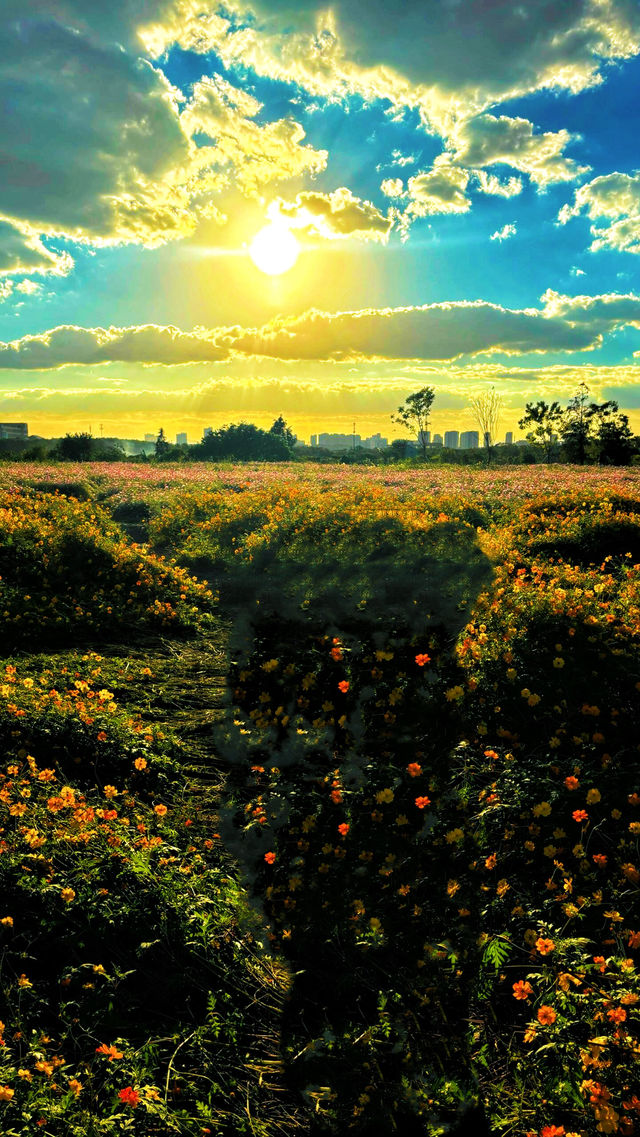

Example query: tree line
[392,382,638,465]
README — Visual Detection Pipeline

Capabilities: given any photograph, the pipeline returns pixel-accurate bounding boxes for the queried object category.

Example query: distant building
[460,431,479,450]
[418,429,431,447]
[505,431,513,445]
[310,434,318,447]
[203,427,213,438]
[144,433,156,442]
[0,423,28,440]
[361,433,388,450]
[432,433,443,447]
[176,432,187,445]
[444,430,459,449]
[318,432,361,450]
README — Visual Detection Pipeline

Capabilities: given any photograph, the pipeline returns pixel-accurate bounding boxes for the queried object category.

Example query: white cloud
[268,187,392,240]
[380,178,405,198]
[404,161,470,218]
[559,172,640,253]
[474,170,523,198]
[448,114,588,187]
[491,223,517,242]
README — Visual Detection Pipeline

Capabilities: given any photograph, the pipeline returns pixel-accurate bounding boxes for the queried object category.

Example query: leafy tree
[591,402,636,465]
[391,387,435,459]
[560,382,593,464]
[469,387,502,463]
[56,432,95,462]
[197,423,291,462]
[268,415,297,450]
[518,400,563,461]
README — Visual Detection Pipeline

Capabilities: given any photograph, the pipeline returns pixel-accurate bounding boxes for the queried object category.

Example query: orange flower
[95,1043,123,1060]
[485,853,498,870]
[338,680,349,694]
[565,776,579,790]
[264,851,276,864]
[606,1006,627,1024]
[153,803,167,817]
[97,731,107,743]
[537,1005,557,1026]
[572,809,589,823]
[118,1086,139,1107]
[407,762,422,777]
[415,796,431,810]
[513,980,533,1000]
[414,653,431,667]
[338,823,350,836]
[536,937,555,956]
[592,853,607,866]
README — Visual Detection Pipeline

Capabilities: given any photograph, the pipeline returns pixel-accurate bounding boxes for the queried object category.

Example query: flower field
[0,464,639,1136]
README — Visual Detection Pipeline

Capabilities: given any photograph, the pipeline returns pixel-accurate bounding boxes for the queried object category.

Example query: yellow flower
[506,668,517,680]
[103,785,118,799]
[447,880,460,896]
[527,693,541,707]
[553,657,565,669]
[369,917,383,932]
[533,801,552,817]
[375,788,394,804]
[61,888,76,903]
[520,688,531,699]
[586,788,601,804]
[496,879,510,898]
[1,916,13,927]
[0,1086,14,1101]
[445,828,464,844]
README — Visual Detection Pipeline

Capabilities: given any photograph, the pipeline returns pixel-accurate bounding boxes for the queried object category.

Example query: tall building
[318,432,361,450]
[444,430,459,449]
[361,433,388,449]
[432,433,443,446]
[310,434,318,447]
[459,431,479,449]
[505,431,513,445]
[176,432,187,445]
[0,423,28,439]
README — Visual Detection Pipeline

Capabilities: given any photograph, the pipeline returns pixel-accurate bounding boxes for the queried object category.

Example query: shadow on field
[216,518,494,1135]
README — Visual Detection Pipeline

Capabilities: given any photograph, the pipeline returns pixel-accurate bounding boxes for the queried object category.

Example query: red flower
[118,1086,139,1108]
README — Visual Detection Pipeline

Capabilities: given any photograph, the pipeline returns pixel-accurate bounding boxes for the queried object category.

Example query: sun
[249,223,299,275]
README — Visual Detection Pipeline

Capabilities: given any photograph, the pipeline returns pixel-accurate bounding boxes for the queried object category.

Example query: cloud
[0,219,73,277]
[145,0,640,131]
[541,287,640,329]
[6,289,640,370]
[448,114,588,186]
[404,161,471,218]
[0,13,326,259]
[474,170,523,198]
[230,300,601,361]
[558,172,640,253]
[491,224,517,242]
[268,187,392,241]
[0,323,227,370]
[181,76,327,197]
[380,178,405,198]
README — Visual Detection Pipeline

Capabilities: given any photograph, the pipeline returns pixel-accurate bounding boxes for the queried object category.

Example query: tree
[591,402,636,466]
[518,400,563,461]
[391,387,435,459]
[56,432,95,462]
[469,387,503,463]
[155,428,171,460]
[268,415,297,451]
[560,382,593,464]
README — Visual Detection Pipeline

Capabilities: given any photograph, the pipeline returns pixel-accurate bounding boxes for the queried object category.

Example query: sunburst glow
[249,223,300,275]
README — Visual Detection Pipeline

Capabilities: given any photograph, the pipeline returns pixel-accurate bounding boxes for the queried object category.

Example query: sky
[2,0,640,443]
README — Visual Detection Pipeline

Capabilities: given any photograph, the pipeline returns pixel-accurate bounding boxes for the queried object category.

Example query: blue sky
[1,0,640,440]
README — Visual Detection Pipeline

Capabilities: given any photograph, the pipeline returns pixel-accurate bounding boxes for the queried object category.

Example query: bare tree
[469,387,503,462]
